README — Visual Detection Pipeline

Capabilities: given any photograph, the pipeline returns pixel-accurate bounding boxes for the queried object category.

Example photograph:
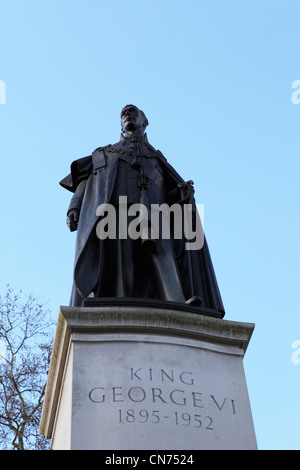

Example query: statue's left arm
[60,155,93,232]
[66,179,87,232]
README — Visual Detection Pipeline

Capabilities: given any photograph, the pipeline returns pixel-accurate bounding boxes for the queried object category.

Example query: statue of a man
[60,105,224,316]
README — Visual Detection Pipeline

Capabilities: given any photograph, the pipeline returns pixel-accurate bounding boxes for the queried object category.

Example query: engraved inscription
[88,367,237,432]
[118,408,215,429]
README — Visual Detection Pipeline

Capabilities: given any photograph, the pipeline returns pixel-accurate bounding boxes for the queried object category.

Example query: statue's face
[121,105,145,134]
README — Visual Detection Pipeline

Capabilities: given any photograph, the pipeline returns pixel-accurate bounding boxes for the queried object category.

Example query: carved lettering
[130,368,142,380]
[231,399,236,414]
[192,392,204,408]
[210,395,226,411]
[161,369,174,382]
[128,387,146,402]
[130,368,195,385]
[170,389,186,406]
[112,387,124,402]
[152,387,167,403]
[89,387,105,403]
[180,372,194,385]
[88,366,238,432]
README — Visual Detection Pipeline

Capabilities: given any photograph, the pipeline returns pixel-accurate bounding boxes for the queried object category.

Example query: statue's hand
[67,210,79,232]
[178,180,194,190]
[177,180,195,203]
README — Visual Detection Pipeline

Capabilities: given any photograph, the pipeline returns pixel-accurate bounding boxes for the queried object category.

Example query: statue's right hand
[67,210,79,232]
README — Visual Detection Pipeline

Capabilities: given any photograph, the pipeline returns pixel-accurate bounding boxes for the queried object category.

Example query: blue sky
[0,0,300,450]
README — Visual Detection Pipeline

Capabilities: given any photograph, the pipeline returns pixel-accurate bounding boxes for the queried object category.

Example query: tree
[0,286,55,450]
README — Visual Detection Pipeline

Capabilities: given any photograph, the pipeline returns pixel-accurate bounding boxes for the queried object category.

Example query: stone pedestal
[39,302,257,450]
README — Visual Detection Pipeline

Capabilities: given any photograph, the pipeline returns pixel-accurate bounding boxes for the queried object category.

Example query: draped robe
[60,134,225,316]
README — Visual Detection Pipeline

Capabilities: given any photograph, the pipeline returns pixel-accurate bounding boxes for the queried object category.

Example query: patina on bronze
[60,105,225,317]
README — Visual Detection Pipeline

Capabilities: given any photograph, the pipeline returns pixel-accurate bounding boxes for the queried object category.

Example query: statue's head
[120,105,149,136]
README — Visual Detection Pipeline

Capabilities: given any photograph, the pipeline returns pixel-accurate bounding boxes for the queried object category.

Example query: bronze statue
[60,105,225,317]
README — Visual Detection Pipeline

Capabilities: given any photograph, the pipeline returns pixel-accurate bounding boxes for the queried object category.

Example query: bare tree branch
[0,285,55,450]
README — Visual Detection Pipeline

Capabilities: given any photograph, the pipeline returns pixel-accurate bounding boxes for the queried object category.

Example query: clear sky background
[0,0,299,450]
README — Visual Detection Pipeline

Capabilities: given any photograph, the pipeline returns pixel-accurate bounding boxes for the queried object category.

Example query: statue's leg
[148,239,186,303]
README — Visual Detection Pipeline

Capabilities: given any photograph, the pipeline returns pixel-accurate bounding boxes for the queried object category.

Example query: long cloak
[60,139,225,316]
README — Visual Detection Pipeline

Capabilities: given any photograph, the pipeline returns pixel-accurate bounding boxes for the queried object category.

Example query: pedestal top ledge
[58,299,254,351]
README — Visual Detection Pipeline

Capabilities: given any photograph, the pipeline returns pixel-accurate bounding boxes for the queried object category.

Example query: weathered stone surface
[40,305,257,450]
